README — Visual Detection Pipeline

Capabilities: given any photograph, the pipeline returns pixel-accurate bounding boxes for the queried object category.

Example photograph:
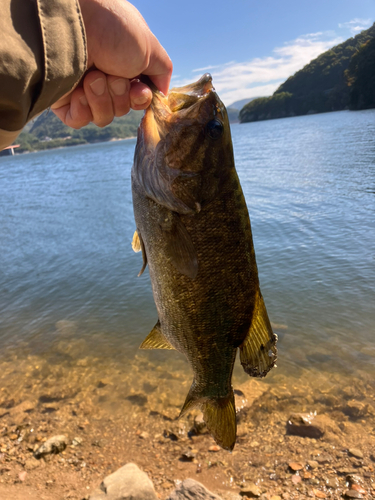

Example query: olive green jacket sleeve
[0,0,87,150]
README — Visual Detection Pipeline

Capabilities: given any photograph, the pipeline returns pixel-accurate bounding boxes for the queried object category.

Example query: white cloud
[339,18,372,35]
[172,32,343,106]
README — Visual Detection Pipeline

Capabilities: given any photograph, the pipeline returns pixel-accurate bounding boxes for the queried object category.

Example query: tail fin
[179,384,236,451]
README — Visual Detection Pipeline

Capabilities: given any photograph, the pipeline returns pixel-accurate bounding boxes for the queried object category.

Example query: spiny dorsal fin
[179,384,236,451]
[132,230,148,276]
[139,321,174,350]
[132,230,141,252]
[239,292,278,378]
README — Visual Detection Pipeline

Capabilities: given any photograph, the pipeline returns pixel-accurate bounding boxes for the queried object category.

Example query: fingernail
[133,95,149,105]
[110,78,127,96]
[90,78,105,96]
[79,95,88,106]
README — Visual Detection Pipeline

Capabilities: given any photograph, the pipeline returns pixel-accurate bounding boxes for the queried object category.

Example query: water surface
[0,110,374,402]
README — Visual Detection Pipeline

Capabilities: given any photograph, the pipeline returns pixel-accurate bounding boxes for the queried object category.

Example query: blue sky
[132,0,375,105]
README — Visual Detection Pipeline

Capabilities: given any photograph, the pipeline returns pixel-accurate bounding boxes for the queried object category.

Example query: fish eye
[206,119,224,140]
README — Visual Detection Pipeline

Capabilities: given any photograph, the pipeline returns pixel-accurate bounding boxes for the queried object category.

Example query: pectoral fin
[239,292,278,378]
[160,213,198,280]
[139,321,175,350]
[132,230,148,276]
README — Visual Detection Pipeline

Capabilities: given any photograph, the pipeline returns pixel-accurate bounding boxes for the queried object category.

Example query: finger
[142,35,173,95]
[107,76,131,117]
[129,80,152,110]
[52,88,93,129]
[83,70,114,127]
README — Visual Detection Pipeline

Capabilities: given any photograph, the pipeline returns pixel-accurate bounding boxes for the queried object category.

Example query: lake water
[0,110,374,416]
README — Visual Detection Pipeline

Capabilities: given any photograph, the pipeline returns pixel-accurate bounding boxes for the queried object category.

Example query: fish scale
[131,74,277,450]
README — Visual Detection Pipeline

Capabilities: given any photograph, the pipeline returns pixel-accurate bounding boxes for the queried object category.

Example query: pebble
[348,449,364,459]
[34,435,68,458]
[9,434,18,440]
[291,474,301,485]
[351,484,366,494]
[346,474,363,486]
[343,490,364,499]
[312,489,326,499]
[239,483,262,497]
[72,437,82,446]
[18,471,27,482]
[208,445,220,452]
[308,460,319,469]
[139,431,149,439]
[288,462,304,471]
[325,477,339,488]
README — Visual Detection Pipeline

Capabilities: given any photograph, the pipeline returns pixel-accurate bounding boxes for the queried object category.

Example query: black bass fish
[131,74,277,450]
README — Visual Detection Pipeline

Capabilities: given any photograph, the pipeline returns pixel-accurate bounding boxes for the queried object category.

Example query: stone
[351,485,366,494]
[348,449,363,459]
[312,489,326,499]
[343,401,369,420]
[72,437,82,446]
[325,477,339,488]
[286,413,324,439]
[343,490,364,499]
[291,475,301,485]
[346,475,363,486]
[208,445,220,452]
[167,479,222,500]
[307,460,319,469]
[89,463,157,500]
[239,484,262,498]
[192,413,207,435]
[34,435,68,458]
[288,462,304,471]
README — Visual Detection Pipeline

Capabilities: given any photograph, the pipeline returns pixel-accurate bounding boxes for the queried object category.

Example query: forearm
[0,0,87,149]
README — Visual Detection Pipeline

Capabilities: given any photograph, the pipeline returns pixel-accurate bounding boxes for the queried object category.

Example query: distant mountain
[226,107,240,123]
[240,23,375,123]
[17,110,143,153]
[229,97,261,110]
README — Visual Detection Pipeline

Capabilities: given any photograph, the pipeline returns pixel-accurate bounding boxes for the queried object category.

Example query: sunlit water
[0,110,374,414]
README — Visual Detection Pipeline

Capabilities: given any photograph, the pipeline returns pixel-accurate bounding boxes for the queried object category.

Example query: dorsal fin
[139,321,175,350]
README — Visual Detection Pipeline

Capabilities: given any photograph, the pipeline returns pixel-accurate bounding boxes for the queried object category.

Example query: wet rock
[286,413,324,439]
[351,485,366,495]
[167,479,222,500]
[307,460,319,469]
[346,475,363,486]
[343,490,364,499]
[192,412,207,435]
[180,450,196,462]
[325,477,339,488]
[312,489,326,499]
[348,449,363,459]
[89,463,157,500]
[288,462,304,471]
[34,435,68,458]
[343,401,369,420]
[239,484,262,498]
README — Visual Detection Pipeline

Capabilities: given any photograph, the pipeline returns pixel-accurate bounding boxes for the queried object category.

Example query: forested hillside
[240,23,375,123]
[17,110,143,153]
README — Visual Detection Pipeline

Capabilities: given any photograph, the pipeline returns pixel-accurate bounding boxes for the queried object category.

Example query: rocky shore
[0,323,375,500]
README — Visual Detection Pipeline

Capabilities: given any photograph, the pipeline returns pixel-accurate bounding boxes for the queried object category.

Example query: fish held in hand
[131,74,277,450]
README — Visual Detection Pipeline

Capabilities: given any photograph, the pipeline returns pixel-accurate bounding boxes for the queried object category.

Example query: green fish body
[132,74,277,450]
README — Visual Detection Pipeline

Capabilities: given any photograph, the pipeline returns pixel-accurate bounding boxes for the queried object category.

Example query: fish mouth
[142,73,220,146]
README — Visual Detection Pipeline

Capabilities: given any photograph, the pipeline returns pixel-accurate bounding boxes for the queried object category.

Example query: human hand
[51,0,172,128]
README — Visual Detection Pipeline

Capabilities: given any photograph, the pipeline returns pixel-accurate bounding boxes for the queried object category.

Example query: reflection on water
[0,110,375,413]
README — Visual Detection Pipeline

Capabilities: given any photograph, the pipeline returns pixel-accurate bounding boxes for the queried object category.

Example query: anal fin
[240,291,278,378]
[139,321,175,350]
